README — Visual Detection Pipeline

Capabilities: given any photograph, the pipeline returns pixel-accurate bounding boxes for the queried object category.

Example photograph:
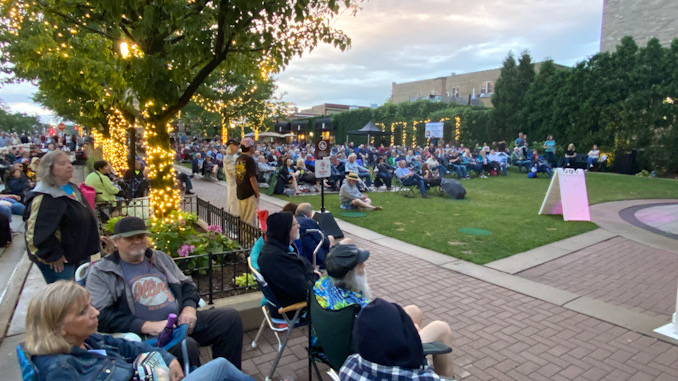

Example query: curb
[0,239,31,347]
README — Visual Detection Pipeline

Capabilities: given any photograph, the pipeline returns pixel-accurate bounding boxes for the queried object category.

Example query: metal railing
[95,196,196,230]
[95,196,263,303]
[172,249,255,304]
[195,197,264,249]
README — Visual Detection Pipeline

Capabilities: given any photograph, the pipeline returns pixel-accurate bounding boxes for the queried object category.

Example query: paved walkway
[181,173,678,380]
[2,170,678,380]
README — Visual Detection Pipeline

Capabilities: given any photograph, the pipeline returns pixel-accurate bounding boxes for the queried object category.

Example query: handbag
[132,351,170,381]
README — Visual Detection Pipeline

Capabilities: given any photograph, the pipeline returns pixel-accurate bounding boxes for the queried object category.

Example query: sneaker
[373,206,383,211]
[184,190,194,195]
[422,194,430,198]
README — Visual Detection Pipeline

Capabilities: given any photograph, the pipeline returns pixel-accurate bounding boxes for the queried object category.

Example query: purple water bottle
[155,313,177,347]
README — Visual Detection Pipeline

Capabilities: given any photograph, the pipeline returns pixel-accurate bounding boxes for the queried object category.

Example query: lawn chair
[393,176,416,198]
[307,291,362,379]
[248,257,308,381]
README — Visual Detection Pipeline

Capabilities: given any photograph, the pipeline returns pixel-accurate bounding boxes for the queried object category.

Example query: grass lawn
[276,172,678,265]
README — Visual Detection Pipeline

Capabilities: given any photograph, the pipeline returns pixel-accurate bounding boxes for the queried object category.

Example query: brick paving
[517,236,678,319]
[186,176,678,380]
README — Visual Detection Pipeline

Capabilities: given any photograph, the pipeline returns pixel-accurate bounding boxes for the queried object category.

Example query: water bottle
[155,313,177,347]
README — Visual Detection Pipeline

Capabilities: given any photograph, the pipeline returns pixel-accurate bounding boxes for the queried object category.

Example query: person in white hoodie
[223,139,239,215]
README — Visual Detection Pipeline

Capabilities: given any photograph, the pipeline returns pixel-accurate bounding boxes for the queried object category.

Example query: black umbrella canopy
[348,121,391,135]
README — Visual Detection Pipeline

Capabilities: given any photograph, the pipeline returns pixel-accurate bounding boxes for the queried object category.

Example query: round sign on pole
[315,139,330,159]
[57,122,66,131]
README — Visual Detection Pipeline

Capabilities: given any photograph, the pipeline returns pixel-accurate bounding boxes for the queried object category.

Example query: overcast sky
[0,0,603,122]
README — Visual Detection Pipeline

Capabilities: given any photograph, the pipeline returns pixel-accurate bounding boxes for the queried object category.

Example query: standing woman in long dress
[223,139,239,215]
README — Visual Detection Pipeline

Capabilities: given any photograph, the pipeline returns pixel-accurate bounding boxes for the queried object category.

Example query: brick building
[390,63,553,108]
[297,103,367,116]
[600,0,678,53]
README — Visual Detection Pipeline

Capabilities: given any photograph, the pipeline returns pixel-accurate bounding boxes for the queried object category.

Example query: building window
[449,87,459,97]
[480,81,493,94]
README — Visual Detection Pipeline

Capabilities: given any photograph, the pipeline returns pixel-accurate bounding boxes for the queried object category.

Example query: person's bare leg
[290,177,299,193]
[338,237,353,245]
[403,305,423,329]
[419,321,454,379]
[351,199,382,210]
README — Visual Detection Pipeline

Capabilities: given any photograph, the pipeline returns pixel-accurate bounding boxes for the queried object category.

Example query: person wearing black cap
[258,211,317,316]
[223,139,239,215]
[86,216,244,370]
[314,245,455,379]
[313,244,371,311]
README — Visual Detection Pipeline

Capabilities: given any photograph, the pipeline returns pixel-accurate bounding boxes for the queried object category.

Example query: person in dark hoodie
[23,150,101,284]
[257,211,318,316]
[340,298,453,380]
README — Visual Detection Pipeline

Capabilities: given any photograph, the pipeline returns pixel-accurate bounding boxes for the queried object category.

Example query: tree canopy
[0,104,42,133]
[1,0,361,216]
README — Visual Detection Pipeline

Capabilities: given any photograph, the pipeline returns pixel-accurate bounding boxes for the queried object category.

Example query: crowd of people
[175,132,606,216]
[9,129,611,380]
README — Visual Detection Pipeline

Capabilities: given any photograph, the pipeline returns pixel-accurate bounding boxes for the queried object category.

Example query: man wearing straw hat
[339,172,382,211]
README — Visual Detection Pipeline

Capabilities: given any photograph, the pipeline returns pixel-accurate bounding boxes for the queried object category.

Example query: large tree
[0,104,42,133]
[491,51,535,140]
[1,0,359,218]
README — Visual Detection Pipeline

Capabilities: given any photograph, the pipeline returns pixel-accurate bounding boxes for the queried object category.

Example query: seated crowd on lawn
[174,131,607,199]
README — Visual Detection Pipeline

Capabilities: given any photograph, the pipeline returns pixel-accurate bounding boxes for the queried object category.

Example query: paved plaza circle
[619,202,678,240]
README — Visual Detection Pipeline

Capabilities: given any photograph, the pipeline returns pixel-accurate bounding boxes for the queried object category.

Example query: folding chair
[307,291,362,379]
[248,257,308,381]
[393,176,415,198]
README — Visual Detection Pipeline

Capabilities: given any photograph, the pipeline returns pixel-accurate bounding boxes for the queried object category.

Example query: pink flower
[178,244,195,257]
[207,225,223,233]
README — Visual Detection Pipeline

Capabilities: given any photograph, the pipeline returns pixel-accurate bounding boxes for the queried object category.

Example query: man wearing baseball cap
[312,244,455,379]
[235,137,259,227]
[87,216,244,370]
[223,139,239,215]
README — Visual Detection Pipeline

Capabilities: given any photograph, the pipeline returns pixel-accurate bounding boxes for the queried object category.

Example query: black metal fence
[172,249,254,304]
[95,196,264,303]
[195,197,264,249]
[95,196,197,231]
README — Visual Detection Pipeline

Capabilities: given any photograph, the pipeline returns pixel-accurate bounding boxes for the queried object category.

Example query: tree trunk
[145,120,179,220]
[128,126,136,171]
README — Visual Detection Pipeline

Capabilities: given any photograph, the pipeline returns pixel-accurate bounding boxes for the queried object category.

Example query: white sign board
[425,122,444,139]
[539,168,591,221]
[315,158,332,178]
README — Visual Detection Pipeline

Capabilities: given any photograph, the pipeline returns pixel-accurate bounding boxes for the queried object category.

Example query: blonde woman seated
[296,158,320,192]
[23,281,253,381]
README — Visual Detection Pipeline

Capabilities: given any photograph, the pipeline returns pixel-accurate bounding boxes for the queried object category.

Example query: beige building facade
[600,0,678,53]
[391,63,551,108]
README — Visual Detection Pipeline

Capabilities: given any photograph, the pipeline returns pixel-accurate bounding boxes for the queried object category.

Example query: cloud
[277,0,604,109]
[1,0,605,119]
